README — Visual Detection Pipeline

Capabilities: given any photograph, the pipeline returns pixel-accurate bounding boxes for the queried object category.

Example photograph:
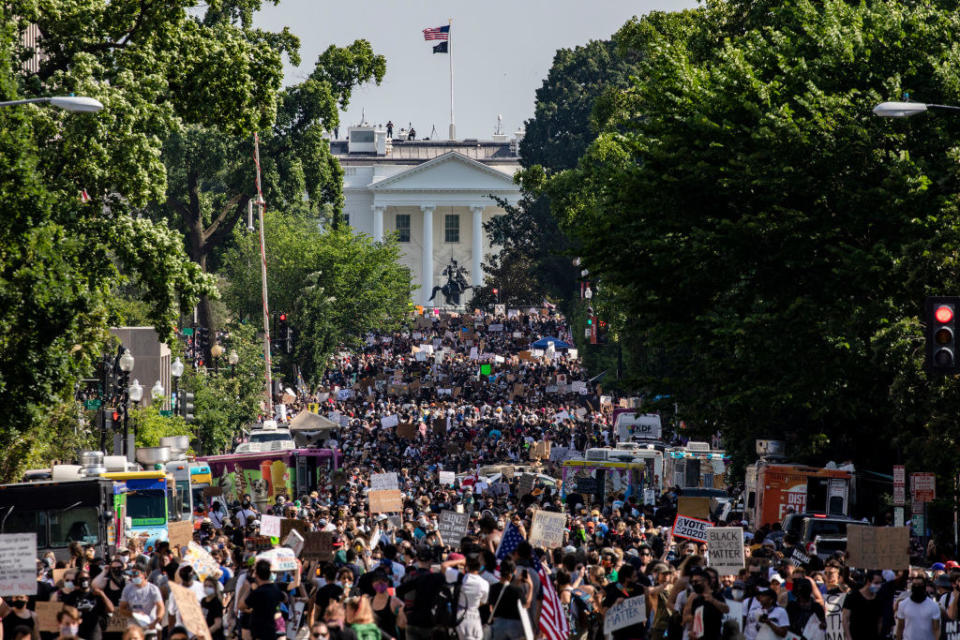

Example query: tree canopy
[542,0,960,469]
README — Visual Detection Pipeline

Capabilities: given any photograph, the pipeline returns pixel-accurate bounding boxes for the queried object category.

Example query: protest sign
[284,528,305,556]
[168,520,195,550]
[301,532,334,562]
[35,601,61,632]
[380,414,399,429]
[706,527,744,575]
[170,582,212,640]
[672,515,711,543]
[575,477,599,495]
[0,533,37,595]
[105,614,135,633]
[371,472,399,491]
[945,620,960,640]
[259,515,282,537]
[518,473,536,498]
[529,511,567,549]
[677,497,712,520]
[824,592,846,640]
[846,525,909,570]
[368,489,404,513]
[437,510,470,548]
[439,470,456,486]
[603,596,646,634]
[530,441,551,460]
[280,518,310,541]
[790,546,811,568]
[181,542,222,580]
[397,422,418,440]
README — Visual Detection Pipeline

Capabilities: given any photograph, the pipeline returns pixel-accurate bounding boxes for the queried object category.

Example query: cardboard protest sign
[371,472,399,491]
[0,533,37,595]
[380,414,399,429]
[530,441,551,460]
[170,582,212,640]
[301,532,335,562]
[677,496,712,520]
[439,470,456,486]
[433,417,447,435]
[280,518,310,541]
[368,489,404,513]
[846,525,909,570]
[168,520,195,550]
[528,511,567,549]
[397,422,418,440]
[284,529,305,556]
[518,473,536,498]
[437,510,470,548]
[603,596,646,634]
[105,614,135,633]
[35,601,61,632]
[672,515,711,543]
[259,515,282,537]
[706,527,744,575]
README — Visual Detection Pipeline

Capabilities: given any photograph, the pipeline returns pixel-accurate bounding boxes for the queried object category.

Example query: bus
[0,477,125,562]
[102,471,173,552]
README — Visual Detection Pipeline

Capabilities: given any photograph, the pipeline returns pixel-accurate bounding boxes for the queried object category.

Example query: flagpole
[448,18,455,141]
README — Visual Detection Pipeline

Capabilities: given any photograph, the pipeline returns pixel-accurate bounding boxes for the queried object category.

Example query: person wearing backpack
[444,551,489,640]
[395,546,451,640]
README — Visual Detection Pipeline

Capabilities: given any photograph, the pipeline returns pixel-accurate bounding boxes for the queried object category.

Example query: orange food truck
[744,461,853,528]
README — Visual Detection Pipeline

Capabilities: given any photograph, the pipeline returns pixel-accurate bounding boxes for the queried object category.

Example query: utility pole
[253,133,273,418]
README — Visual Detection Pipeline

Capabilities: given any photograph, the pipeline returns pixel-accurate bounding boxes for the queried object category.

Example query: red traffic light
[279,313,287,322]
[936,305,954,323]
[492,289,498,295]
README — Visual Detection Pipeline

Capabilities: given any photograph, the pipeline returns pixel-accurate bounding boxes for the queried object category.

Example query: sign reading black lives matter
[706,527,744,575]
[672,514,711,543]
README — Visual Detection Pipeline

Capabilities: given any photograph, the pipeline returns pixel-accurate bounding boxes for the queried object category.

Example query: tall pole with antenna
[448,18,455,140]
[253,133,273,417]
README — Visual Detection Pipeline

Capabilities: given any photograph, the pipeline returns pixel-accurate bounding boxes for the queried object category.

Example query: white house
[333,124,523,306]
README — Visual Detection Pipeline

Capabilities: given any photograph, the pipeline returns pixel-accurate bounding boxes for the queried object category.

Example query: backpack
[430,572,466,640]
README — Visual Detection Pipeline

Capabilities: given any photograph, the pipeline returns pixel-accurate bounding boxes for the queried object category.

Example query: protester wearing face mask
[54,606,82,640]
[683,566,728,640]
[842,570,884,640]
[369,572,405,640]
[895,576,940,640]
[1,595,38,640]
[118,564,165,632]
[60,570,114,640]
[201,579,225,640]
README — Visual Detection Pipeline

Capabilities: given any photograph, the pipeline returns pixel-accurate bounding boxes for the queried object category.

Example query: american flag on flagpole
[423,25,450,40]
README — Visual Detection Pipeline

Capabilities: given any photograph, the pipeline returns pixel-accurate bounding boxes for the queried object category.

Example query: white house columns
[420,205,435,305]
[371,205,384,243]
[471,205,484,288]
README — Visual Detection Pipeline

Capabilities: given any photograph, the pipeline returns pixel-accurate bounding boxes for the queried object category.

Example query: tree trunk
[185,170,214,363]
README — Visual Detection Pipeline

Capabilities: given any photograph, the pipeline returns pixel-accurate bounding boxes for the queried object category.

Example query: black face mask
[692,582,706,595]
[911,584,927,602]
[12,601,26,609]
[79,580,90,590]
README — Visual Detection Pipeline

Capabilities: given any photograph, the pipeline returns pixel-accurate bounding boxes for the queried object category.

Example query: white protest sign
[283,528,305,556]
[603,595,646,634]
[336,388,354,400]
[371,472,399,491]
[260,515,282,537]
[824,592,846,640]
[439,471,456,486]
[528,511,567,549]
[672,514,711,543]
[0,534,37,595]
[706,527,744,575]
[380,414,399,429]
[518,602,534,640]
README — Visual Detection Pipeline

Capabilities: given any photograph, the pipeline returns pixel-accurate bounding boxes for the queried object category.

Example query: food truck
[103,470,174,551]
[200,448,340,508]
[744,462,853,527]
[560,459,654,504]
[663,442,730,490]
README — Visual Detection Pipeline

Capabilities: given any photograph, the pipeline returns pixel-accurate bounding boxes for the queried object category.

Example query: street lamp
[873,101,960,118]
[127,379,143,459]
[128,379,143,403]
[0,96,104,113]
[119,348,134,373]
[210,343,224,373]
[228,349,239,366]
[151,380,164,402]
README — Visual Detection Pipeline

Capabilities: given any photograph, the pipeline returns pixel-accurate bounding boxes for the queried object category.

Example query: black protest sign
[437,510,470,549]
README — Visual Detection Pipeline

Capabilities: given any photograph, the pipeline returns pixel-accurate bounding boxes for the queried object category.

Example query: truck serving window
[49,507,97,547]
[3,509,48,547]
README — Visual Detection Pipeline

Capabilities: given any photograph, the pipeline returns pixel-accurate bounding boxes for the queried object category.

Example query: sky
[254,0,697,140]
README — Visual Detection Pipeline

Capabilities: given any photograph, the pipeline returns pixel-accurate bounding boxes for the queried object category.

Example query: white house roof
[369,151,519,193]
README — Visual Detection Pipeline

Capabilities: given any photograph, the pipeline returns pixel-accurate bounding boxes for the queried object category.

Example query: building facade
[333,125,523,306]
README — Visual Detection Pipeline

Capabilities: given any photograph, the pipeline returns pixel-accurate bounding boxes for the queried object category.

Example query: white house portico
[335,125,523,306]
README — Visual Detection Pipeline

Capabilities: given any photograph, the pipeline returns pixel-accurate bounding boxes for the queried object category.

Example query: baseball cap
[933,562,946,571]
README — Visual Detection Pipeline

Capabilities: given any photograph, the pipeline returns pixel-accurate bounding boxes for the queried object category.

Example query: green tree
[221,214,413,384]
[543,0,960,470]
[0,0,301,478]
[156,40,386,338]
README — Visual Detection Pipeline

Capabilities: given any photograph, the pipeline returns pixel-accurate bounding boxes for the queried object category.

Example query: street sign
[893,465,905,506]
[84,399,102,410]
[182,327,195,336]
[911,472,936,503]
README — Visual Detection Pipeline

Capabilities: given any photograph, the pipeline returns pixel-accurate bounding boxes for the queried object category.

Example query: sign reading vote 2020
[672,514,711,543]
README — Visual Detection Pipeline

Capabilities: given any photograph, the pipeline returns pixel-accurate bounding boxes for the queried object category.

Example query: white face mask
[132,576,144,586]
[204,586,216,597]
[63,581,75,593]
[61,624,79,636]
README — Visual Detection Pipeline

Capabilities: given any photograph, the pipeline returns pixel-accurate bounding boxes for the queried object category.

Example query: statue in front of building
[428,259,472,306]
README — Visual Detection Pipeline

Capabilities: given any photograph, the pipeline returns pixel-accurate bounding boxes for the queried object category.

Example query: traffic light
[285,326,295,354]
[926,296,960,374]
[278,313,288,340]
[195,327,209,366]
[179,391,195,423]
[598,319,609,345]
[586,306,597,345]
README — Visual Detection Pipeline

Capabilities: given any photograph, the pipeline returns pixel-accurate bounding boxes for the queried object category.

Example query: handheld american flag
[495,522,524,561]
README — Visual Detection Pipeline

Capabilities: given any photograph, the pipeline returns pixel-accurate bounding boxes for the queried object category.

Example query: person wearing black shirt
[487,559,531,640]
[602,564,647,640]
[395,547,449,640]
[684,567,727,640]
[201,578,225,640]
[312,566,345,626]
[61,571,113,640]
[842,570,884,640]
[240,560,286,640]
[786,577,825,638]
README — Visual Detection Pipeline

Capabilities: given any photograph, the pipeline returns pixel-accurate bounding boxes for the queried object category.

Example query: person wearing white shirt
[896,577,940,640]
[444,553,489,640]
[745,587,789,640]
[167,566,206,637]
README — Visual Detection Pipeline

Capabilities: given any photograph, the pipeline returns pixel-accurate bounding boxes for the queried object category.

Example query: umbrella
[530,336,572,350]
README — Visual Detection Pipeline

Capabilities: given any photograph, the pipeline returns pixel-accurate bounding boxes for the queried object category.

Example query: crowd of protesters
[2,308,955,640]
